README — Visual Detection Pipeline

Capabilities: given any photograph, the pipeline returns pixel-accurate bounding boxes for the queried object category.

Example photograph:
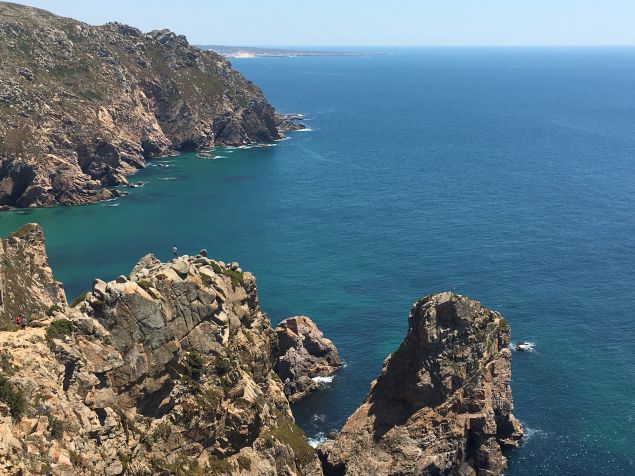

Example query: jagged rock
[0,223,66,324]
[275,316,342,402]
[0,225,321,475]
[318,292,523,476]
[0,2,283,208]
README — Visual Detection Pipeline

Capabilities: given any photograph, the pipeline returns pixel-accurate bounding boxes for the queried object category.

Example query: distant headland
[197,44,390,58]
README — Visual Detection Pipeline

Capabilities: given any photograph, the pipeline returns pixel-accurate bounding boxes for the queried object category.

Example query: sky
[14,0,635,47]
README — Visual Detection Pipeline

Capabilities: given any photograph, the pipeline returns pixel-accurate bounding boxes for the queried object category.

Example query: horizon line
[201,44,635,49]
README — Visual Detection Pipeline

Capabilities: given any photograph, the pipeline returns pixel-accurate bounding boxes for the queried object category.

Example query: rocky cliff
[0,2,287,208]
[0,222,66,325]
[0,224,522,475]
[0,225,321,475]
[318,292,523,476]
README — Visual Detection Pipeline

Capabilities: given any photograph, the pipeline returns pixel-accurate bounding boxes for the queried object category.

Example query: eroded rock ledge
[318,292,523,476]
[274,316,342,402]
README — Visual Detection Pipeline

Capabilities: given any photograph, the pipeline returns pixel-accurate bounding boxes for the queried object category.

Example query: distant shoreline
[197,44,390,58]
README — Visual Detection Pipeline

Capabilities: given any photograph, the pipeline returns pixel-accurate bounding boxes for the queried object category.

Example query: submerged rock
[318,292,523,476]
[275,316,342,402]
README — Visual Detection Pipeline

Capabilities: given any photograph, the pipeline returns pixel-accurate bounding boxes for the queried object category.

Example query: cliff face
[0,228,321,475]
[318,292,523,476]
[0,2,282,208]
[0,223,66,325]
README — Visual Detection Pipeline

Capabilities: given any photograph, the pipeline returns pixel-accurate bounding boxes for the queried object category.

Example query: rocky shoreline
[0,224,522,475]
[0,2,303,209]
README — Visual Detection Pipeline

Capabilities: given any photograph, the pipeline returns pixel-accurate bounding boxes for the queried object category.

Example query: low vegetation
[69,291,90,308]
[0,374,27,419]
[261,410,315,468]
[45,319,75,343]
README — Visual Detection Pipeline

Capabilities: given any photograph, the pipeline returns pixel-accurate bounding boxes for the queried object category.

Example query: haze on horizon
[13,0,635,47]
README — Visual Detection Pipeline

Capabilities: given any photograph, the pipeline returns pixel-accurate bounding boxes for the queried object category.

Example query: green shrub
[185,352,205,382]
[46,319,75,343]
[214,357,231,376]
[207,457,232,475]
[209,262,244,289]
[222,269,244,289]
[70,292,90,308]
[137,280,152,291]
[0,350,13,375]
[46,304,63,316]
[0,323,19,332]
[0,374,27,419]
[236,454,251,471]
[48,414,65,439]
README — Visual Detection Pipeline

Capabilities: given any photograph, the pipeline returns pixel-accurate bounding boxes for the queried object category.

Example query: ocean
[1,48,633,474]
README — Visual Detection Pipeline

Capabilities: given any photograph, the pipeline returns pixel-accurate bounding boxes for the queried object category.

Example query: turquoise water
[1,48,634,474]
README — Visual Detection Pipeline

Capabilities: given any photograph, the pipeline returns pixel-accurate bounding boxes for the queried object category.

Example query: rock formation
[0,223,66,325]
[0,224,522,475]
[0,226,321,475]
[274,316,342,402]
[318,292,523,476]
[0,2,298,208]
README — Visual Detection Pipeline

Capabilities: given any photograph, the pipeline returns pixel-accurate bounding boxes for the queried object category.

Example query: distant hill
[0,2,284,208]
[198,44,388,59]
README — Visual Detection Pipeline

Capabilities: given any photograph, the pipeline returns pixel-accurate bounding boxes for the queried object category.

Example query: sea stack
[274,316,342,402]
[318,292,523,476]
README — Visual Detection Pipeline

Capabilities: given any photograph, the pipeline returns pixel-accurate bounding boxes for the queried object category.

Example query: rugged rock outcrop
[0,227,321,475]
[0,223,66,325]
[274,316,342,402]
[318,292,523,476]
[0,2,291,208]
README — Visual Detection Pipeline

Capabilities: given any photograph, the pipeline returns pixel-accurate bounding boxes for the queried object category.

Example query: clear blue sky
[15,0,635,47]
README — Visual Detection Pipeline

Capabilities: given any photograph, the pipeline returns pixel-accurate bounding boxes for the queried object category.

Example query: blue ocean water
[1,48,634,474]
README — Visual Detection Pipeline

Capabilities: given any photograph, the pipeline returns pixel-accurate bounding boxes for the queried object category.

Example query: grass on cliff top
[45,319,75,343]
[209,262,244,289]
[69,291,90,308]
[8,223,39,240]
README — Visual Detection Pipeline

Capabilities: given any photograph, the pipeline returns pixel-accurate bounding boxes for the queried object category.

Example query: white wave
[312,375,334,384]
[521,425,545,442]
[159,177,178,181]
[511,341,535,352]
[308,432,326,448]
[107,203,120,207]
[311,413,326,423]
[294,127,313,132]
